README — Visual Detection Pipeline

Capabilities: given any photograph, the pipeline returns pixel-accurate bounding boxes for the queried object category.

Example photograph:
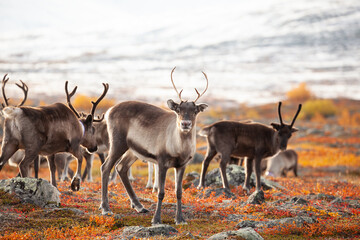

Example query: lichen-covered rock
[203,188,235,198]
[208,227,264,240]
[120,224,178,239]
[246,190,265,205]
[237,216,317,230]
[200,165,283,190]
[0,177,60,208]
[290,197,308,205]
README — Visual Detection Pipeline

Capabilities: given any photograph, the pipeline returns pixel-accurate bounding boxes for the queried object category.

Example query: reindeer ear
[271,123,281,131]
[167,99,179,112]
[196,103,208,113]
[291,127,299,133]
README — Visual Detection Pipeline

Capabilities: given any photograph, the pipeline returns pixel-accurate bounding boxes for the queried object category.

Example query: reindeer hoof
[196,184,204,190]
[102,210,114,216]
[152,187,158,193]
[71,177,81,191]
[151,219,162,225]
[242,186,250,195]
[132,204,149,213]
[145,184,153,189]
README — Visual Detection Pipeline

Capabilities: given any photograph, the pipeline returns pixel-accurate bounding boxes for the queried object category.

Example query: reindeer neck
[271,131,281,155]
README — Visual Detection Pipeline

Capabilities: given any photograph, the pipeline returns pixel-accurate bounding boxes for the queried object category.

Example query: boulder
[199,165,283,190]
[203,188,235,198]
[120,224,178,239]
[0,177,60,208]
[208,227,264,240]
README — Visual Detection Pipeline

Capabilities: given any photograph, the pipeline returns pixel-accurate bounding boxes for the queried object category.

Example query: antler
[278,102,283,125]
[91,83,109,122]
[15,80,28,106]
[2,74,10,107]
[290,104,302,128]
[65,81,81,118]
[170,67,184,102]
[194,71,209,103]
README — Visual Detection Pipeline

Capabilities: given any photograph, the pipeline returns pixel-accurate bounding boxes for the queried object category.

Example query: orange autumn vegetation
[286,82,313,102]
[73,94,115,112]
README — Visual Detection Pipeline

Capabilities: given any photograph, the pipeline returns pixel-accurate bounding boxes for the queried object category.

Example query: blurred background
[0,0,359,106]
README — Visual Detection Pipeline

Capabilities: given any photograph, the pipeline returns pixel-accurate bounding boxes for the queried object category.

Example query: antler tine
[93,113,105,122]
[290,104,302,128]
[194,71,209,103]
[170,67,183,102]
[15,80,28,107]
[2,74,10,107]
[90,83,109,119]
[278,102,284,125]
[65,81,80,118]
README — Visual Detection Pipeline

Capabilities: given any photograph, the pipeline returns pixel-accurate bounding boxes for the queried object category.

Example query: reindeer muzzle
[180,120,192,132]
[88,146,98,153]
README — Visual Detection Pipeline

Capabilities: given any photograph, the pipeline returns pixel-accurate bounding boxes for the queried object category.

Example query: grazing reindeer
[265,149,298,177]
[99,67,208,225]
[198,102,301,194]
[0,79,109,191]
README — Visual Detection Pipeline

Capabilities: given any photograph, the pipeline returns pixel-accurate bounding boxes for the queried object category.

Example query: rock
[208,227,264,240]
[290,197,308,205]
[200,165,282,190]
[310,193,336,201]
[330,197,344,204]
[237,220,257,228]
[120,224,178,239]
[236,216,316,230]
[0,177,60,208]
[203,188,235,198]
[246,190,265,205]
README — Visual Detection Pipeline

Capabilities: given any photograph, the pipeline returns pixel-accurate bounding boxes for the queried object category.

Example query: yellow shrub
[286,82,313,102]
[302,99,337,119]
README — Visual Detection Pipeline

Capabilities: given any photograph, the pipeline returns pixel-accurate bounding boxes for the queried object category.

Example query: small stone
[246,190,265,205]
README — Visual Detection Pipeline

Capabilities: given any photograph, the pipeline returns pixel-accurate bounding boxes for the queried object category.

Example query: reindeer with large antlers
[0,75,109,191]
[99,67,208,224]
[198,102,302,194]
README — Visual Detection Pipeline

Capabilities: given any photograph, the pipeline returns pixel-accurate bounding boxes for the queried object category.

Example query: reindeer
[0,76,109,191]
[197,102,301,194]
[99,67,208,225]
[265,149,298,177]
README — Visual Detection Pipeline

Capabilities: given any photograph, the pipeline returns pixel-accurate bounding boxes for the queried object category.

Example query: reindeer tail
[199,126,211,137]
[2,107,22,119]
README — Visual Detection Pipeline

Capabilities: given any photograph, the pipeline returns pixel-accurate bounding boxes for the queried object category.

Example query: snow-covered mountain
[0,0,359,106]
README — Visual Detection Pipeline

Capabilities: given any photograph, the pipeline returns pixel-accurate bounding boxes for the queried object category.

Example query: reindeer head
[167,67,208,133]
[65,81,109,153]
[271,102,302,151]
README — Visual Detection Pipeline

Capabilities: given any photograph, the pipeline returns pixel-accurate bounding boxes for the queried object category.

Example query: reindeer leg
[70,150,84,191]
[243,157,253,194]
[19,150,40,178]
[254,156,263,192]
[219,152,231,190]
[85,153,94,182]
[100,142,128,215]
[197,146,217,189]
[34,156,39,178]
[116,152,147,213]
[146,161,154,189]
[152,163,159,193]
[175,166,186,225]
[47,155,57,187]
[81,151,90,181]
[0,141,18,171]
[152,160,168,225]
[128,166,135,181]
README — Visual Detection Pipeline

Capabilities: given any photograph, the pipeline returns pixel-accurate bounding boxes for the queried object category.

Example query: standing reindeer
[0,77,108,191]
[99,67,208,225]
[197,102,301,194]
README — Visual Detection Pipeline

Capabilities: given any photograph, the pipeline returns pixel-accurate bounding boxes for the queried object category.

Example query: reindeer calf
[265,149,298,177]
